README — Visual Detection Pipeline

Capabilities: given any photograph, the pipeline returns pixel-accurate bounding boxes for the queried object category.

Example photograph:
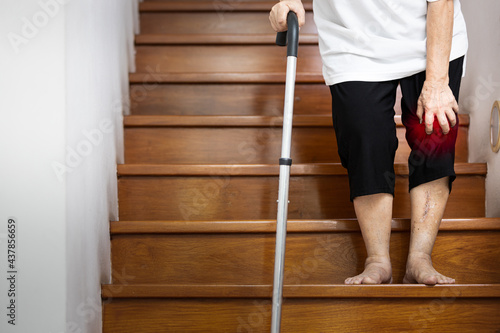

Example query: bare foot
[345,256,392,285]
[403,253,455,285]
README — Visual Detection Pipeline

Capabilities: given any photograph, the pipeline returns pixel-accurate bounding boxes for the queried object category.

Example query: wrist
[424,77,449,87]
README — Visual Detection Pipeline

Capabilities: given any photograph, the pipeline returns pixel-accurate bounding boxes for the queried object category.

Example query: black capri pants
[329,56,464,201]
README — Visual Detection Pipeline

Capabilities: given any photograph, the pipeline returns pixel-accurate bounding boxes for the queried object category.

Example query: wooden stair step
[124,126,341,164]
[123,125,467,163]
[134,45,322,74]
[102,286,500,332]
[117,162,485,176]
[129,83,331,116]
[109,219,500,285]
[129,72,324,83]
[109,218,500,234]
[139,1,313,12]
[123,115,469,164]
[137,12,317,45]
[126,83,453,118]
[136,33,319,45]
[102,284,500,299]
[124,114,335,127]
[123,114,470,127]
[117,163,486,220]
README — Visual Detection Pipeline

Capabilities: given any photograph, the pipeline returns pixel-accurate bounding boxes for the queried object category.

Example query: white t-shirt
[313,0,469,85]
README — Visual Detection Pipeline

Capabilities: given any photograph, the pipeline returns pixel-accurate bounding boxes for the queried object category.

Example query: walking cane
[271,11,299,333]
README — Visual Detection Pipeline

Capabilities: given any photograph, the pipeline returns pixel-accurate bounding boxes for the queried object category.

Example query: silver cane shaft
[270,54,298,333]
[270,11,299,332]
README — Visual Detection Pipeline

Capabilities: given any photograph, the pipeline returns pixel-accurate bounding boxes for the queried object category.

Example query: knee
[407,118,458,154]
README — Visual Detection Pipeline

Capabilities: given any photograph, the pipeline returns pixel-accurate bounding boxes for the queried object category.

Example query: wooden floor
[102,1,500,332]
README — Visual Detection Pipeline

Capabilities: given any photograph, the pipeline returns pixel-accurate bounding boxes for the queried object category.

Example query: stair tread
[102,283,500,299]
[124,115,333,127]
[135,33,318,45]
[129,72,324,83]
[110,226,498,284]
[109,218,500,234]
[118,173,485,219]
[135,45,322,75]
[117,162,487,176]
[140,1,313,12]
[124,114,470,127]
[128,83,332,116]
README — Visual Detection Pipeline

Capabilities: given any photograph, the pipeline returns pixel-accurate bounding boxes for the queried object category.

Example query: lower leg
[345,193,393,284]
[403,177,455,284]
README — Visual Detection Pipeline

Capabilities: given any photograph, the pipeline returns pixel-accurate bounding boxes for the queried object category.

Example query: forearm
[426,0,454,84]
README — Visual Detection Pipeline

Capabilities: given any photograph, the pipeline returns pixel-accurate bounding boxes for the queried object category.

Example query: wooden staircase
[102,1,500,331]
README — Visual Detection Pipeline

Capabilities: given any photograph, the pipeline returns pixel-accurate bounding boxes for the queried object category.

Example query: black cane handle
[275,11,299,57]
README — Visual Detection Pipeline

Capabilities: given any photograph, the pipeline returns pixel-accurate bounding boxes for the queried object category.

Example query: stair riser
[103,298,500,333]
[140,12,316,35]
[118,175,485,220]
[111,231,500,285]
[124,126,469,164]
[135,45,322,74]
[129,84,331,116]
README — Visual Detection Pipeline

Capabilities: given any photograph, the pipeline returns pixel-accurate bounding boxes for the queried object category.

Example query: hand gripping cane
[271,11,299,333]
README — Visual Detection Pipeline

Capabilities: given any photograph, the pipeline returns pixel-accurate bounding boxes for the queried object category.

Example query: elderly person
[270,0,468,284]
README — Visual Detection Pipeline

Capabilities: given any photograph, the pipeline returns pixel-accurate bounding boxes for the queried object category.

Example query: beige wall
[460,0,500,217]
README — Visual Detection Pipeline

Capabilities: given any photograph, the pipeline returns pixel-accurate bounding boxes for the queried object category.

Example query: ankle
[365,255,391,266]
[407,251,432,262]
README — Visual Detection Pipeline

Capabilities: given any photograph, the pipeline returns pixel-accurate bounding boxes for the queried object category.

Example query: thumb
[287,2,306,28]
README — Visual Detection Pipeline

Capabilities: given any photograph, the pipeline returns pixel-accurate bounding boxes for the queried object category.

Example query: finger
[297,10,306,28]
[277,4,291,31]
[269,8,285,32]
[446,108,457,128]
[451,97,459,114]
[425,111,435,135]
[437,111,450,134]
[288,2,306,28]
[269,7,279,32]
[269,4,289,32]
[269,13,278,32]
[416,99,424,124]
[448,98,460,127]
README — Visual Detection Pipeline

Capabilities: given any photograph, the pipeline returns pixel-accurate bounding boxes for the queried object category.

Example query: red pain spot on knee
[406,119,457,157]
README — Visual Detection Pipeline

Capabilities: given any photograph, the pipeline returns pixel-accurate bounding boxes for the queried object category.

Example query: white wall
[0,0,137,332]
[0,1,67,332]
[460,0,500,217]
[64,0,137,332]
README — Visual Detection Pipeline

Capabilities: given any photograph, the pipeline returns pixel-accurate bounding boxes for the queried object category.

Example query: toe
[345,277,356,285]
[423,274,438,285]
[362,276,377,284]
[351,277,362,285]
[437,275,455,284]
